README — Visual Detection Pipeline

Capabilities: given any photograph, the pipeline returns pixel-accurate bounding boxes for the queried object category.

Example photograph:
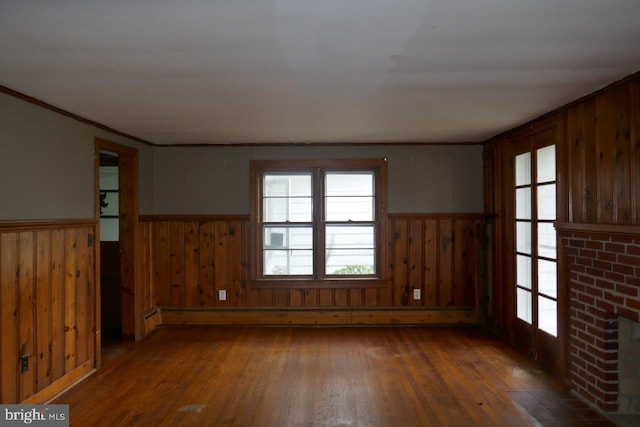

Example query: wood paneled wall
[0,221,96,404]
[566,78,640,225]
[138,214,483,310]
[484,71,640,354]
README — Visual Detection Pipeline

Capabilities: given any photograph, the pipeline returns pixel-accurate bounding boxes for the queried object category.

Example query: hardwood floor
[54,326,616,427]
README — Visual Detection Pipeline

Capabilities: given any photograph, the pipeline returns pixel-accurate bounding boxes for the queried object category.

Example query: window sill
[247,278,391,289]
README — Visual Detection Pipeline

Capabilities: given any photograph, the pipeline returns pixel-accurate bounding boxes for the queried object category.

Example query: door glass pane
[538,296,558,336]
[537,223,557,259]
[515,152,531,186]
[516,188,531,219]
[538,259,557,298]
[537,184,556,220]
[536,145,555,183]
[517,255,532,289]
[516,221,532,254]
[517,288,532,324]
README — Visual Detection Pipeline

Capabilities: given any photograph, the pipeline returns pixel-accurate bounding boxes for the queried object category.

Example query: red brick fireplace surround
[557,223,640,413]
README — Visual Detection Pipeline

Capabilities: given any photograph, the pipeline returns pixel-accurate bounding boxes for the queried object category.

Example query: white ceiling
[1,0,639,145]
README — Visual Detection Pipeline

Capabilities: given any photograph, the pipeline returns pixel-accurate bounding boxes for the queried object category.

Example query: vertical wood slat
[228,221,244,307]
[75,230,88,367]
[184,221,200,307]
[438,220,454,307]
[583,98,599,223]
[423,220,438,306]
[596,89,617,224]
[169,222,185,307]
[1,233,19,403]
[50,230,65,383]
[199,222,214,307]
[566,103,585,223]
[213,222,229,307]
[64,229,77,375]
[35,231,51,392]
[612,83,632,223]
[393,220,409,306]
[153,222,170,307]
[18,233,35,401]
[408,220,423,306]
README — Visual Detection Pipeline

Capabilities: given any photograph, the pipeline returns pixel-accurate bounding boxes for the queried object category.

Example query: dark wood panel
[139,216,482,313]
[1,222,96,404]
[1,233,19,403]
[633,79,640,224]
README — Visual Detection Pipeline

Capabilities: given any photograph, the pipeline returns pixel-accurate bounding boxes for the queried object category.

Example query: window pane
[100,218,119,242]
[517,254,531,290]
[264,226,312,249]
[263,197,312,222]
[326,196,374,221]
[263,174,312,222]
[264,174,311,196]
[516,188,531,220]
[326,249,375,275]
[100,191,119,216]
[537,184,556,220]
[515,153,531,186]
[517,288,532,324]
[264,249,313,275]
[537,145,555,183]
[99,166,119,190]
[538,296,557,336]
[326,172,373,196]
[325,172,375,221]
[516,221,531,254]
[326,225,374,249]
[538,259,557,298]
[538,223,556,259]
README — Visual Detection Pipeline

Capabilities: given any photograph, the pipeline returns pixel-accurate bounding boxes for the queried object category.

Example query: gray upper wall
[153,144,483,215]
[0,91,154,220]
[1,90,483,220]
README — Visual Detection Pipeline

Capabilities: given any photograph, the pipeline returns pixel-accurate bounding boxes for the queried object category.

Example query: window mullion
[315,168,324,279]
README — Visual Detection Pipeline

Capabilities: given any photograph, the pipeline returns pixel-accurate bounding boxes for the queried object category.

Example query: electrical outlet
[413,288,421,300]
[20,355,29,373]
[218,290,227,301]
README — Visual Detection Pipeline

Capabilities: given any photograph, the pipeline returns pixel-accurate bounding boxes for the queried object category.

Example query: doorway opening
[94,138,139,367]
[99,152,122,343]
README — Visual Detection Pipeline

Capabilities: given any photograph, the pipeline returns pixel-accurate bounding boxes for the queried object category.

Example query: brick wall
[561,230,640,412]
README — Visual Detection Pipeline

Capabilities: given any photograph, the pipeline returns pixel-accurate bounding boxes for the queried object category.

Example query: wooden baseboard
[21,360,94,404]
[143,308,162,335]
[158,307,477,326]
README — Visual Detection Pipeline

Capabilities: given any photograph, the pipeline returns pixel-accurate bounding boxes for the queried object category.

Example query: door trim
[94,138,139,368]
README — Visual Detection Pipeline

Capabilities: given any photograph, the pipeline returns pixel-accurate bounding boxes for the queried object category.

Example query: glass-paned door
[514,139,558,365]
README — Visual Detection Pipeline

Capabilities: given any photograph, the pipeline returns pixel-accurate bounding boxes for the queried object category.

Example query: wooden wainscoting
[138,214,485,327]
[0,220,96,404]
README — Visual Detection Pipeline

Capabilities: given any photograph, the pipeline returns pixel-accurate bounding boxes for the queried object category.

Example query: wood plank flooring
[54,326,616,427]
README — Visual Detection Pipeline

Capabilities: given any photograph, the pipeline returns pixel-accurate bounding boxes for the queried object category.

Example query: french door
[512,129,559,369]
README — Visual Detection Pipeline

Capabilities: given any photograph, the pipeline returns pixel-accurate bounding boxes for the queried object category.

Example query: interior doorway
[94,138,139,367]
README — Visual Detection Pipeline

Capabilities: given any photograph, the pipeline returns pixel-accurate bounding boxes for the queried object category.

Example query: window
[250,159,388,286]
